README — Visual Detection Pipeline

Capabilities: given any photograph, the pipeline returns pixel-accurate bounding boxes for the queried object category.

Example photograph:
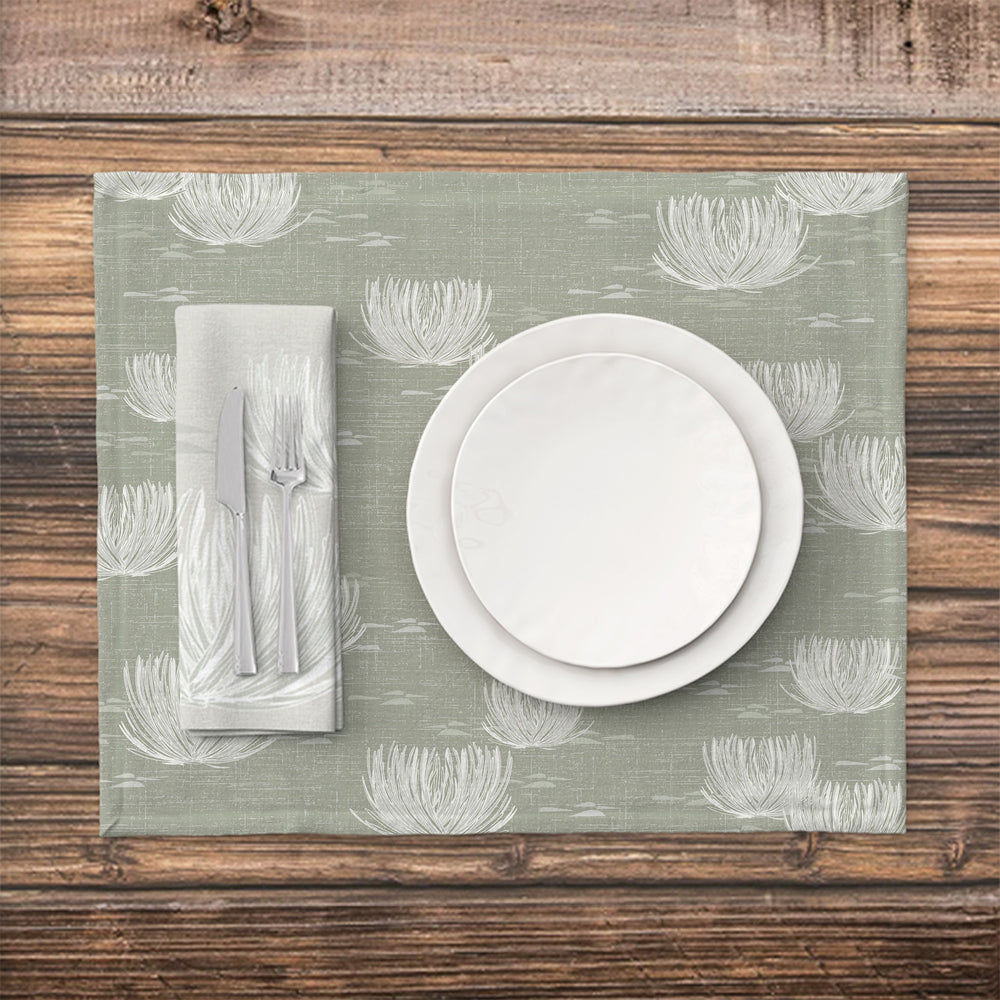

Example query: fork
[271,394,306,674]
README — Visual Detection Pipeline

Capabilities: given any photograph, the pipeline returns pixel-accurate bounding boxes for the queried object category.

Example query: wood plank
[1,0,998,119]
[2,589,996,762]
[3,468,997,611]
[1,501,997,608]
[3,121,1000,179]
[3,442,997,602]
[1,595,996,762]
[3,197,998,339]
[4,326,997,375]
[1,886,997,999]
[2,397,996,470]
[3,123,997,340]
[0,744,995,888]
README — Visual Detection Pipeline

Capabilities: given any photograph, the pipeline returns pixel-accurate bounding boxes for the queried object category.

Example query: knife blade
[217,387,257,675]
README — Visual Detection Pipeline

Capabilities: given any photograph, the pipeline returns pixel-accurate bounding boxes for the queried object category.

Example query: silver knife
[217,387,258,676]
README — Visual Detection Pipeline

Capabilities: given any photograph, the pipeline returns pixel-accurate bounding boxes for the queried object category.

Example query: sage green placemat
[95,170,907,836]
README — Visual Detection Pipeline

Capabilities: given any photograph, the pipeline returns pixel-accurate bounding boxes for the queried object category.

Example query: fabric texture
[174,304,341,735]
[95,171,908,836]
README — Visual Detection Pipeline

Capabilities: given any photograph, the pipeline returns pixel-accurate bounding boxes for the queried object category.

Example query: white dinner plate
[407,313,803,707]
[451,352,761,668]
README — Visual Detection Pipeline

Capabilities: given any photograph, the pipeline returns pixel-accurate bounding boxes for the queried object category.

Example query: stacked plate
[407,314,803,707]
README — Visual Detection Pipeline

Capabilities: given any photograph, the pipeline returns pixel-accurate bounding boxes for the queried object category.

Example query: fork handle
[233,513,258,676]
[277,485,300,674]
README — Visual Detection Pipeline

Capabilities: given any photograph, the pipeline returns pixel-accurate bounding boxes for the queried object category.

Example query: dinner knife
[217,386,258,676]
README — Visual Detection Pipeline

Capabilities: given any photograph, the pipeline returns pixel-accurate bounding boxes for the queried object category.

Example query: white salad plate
[407,313,803,707]
[451,352,761,668]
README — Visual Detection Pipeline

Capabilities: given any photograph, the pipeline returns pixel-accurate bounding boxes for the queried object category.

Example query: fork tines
[272,394,304,474]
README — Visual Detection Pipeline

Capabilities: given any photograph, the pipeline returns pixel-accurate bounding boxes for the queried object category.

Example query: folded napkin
[175,304,341,734]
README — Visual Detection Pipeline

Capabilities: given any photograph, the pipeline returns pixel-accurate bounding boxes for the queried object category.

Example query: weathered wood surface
[2,1,999,119]
[2,886,998,999]
[3,120,999,177]
[1,115,998,996]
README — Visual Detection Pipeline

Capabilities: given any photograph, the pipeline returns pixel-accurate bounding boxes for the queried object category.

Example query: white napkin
[174,304,341,734]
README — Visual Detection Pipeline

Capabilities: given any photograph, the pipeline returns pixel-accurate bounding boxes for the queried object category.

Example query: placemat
[95,170,907,835]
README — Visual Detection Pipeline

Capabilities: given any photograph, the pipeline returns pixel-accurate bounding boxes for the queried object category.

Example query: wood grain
[3,120,1000,178]
[1,1,999,119]
[2,886,998,999]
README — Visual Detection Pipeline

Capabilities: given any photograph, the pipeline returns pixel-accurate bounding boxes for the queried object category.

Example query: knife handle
[233,512,258,676]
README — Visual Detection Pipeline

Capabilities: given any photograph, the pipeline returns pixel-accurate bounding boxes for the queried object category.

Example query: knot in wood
[188,0,258,44]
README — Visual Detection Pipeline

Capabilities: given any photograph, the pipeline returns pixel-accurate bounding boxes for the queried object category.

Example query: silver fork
[271,394,306,674]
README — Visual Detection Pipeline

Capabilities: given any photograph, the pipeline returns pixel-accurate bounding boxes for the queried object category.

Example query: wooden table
[2,3,998,996]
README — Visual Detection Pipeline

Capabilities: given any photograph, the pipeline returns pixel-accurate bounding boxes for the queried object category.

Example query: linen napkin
[175,304,341,734]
